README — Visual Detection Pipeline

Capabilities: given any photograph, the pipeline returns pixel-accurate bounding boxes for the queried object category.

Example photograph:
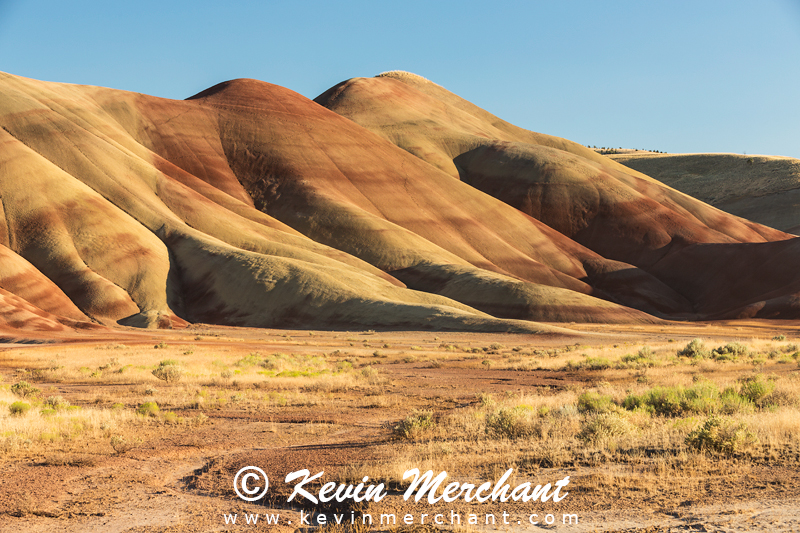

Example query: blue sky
[1,0,798,158]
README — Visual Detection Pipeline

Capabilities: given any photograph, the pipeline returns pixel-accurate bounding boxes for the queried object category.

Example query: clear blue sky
[1,0,798,158]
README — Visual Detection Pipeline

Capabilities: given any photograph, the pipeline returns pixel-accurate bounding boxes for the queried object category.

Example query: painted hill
[0,70,799,332]
[609,152,800,234]
[316,72,800,320]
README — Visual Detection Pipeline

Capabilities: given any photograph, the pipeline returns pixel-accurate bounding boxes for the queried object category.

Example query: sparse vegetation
[0,328,798,530]
[136,401,160,417]
[394,410,435,439]
[568,355,612,370]
[11,381,40,398]
[619,346,657,368]
[110,435,136,454]
[578,412,635,444]
[9,401,31,416]
[485,406,537,439]
[686,416,758,455]
[152,361,183,383]
[738,374,776,406]
[678,338,707,358]
[44,396,70,410]
[577,392,617,414]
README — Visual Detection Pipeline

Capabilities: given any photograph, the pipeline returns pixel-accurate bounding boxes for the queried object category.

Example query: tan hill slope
[0,70,799,331]
[315,72,800,319]
[609,152,800,234]
[314,73,786,261]
[0,72,627,332]
[182,79,678,321]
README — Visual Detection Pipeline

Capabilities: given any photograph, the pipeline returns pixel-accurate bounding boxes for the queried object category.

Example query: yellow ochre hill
[0,70,798,332]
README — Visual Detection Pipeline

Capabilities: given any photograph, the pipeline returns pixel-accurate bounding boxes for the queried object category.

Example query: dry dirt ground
[1,321,799,532]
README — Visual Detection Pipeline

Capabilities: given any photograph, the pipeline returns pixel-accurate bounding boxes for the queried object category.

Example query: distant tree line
[587,145,666,155]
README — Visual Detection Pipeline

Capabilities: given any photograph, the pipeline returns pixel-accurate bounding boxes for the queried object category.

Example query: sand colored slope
[2,70,799,330]
[182,79,685,319]
[315,73,788,266]
[315,73,800,318]
[0,245,88,322]
[141,80,653,323]
[0,288,75,332]
[0,129,160,322]
[189,80,585,282]
[316,71,615,175]
[451,142,785,268]
[0,72,582,331]
[610,153,800,234]
[162,227,568,332]
[390,264,656,323]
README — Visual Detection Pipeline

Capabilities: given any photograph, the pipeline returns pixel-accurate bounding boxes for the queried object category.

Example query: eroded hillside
[1,71,798,332]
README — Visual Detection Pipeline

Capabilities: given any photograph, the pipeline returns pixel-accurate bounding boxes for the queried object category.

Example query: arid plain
[1,70,799,532]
